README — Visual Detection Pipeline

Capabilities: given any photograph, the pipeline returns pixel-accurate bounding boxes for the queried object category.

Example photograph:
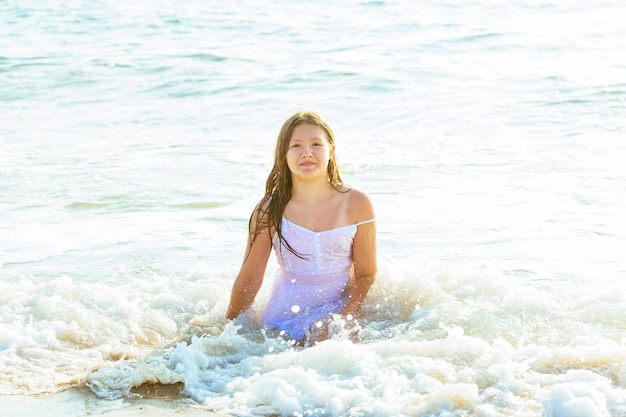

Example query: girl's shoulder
[249,196,273,230]
[344,187,375,222]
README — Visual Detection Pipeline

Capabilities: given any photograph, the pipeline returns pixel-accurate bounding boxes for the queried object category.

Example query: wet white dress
[262,217,375,341]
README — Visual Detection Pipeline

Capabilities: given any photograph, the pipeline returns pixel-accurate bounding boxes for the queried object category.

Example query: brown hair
[248,111,346,257]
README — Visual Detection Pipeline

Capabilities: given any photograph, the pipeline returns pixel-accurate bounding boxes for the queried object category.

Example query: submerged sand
[0,384,230,417]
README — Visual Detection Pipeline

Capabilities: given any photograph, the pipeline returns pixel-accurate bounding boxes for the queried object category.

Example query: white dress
[262,217,375,341]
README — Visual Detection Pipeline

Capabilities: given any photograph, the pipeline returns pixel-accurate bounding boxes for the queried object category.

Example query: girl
[226,111,377,344]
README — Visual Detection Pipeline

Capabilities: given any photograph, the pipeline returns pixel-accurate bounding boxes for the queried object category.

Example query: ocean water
[1,0,626,415]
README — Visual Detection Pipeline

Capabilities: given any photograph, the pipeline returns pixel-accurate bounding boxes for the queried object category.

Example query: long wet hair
[247,111,345,257]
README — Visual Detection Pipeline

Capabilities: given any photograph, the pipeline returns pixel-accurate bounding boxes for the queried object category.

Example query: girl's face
[286,123,333,182]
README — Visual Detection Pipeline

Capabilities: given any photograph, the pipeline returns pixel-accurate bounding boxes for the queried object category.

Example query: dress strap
[355,219,376,227]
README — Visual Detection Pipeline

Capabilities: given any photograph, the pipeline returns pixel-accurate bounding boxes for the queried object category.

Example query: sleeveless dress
[262,217,375,341]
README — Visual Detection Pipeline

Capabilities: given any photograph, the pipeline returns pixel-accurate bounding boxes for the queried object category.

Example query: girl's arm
[226,208,273,320]
[342,191,377,316]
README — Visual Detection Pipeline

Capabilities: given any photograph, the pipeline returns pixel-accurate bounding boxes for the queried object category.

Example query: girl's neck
[290,177,336,203]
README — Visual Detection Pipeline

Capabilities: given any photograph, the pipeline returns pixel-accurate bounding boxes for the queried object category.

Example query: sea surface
[1,0,626,416]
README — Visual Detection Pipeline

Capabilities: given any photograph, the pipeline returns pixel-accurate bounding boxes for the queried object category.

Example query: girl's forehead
[290,123,327,140]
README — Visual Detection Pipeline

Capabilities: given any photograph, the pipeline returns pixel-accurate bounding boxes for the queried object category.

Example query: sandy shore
[0,384,230,417]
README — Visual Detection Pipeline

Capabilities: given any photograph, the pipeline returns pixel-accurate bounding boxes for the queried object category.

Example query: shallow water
[1,0,626,416]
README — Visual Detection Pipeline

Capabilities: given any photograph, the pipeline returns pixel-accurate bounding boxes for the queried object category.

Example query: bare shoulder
[345,187,375,222]
[257,196,271,212]
[250,197,272,231]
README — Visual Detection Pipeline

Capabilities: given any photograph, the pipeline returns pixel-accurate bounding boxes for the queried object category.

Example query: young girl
[226,111,377,344]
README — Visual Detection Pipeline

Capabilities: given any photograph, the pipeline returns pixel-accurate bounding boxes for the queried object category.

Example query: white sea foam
[73,264,626,415]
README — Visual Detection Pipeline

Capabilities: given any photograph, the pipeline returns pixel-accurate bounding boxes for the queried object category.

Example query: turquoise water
[2,1,626,415]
